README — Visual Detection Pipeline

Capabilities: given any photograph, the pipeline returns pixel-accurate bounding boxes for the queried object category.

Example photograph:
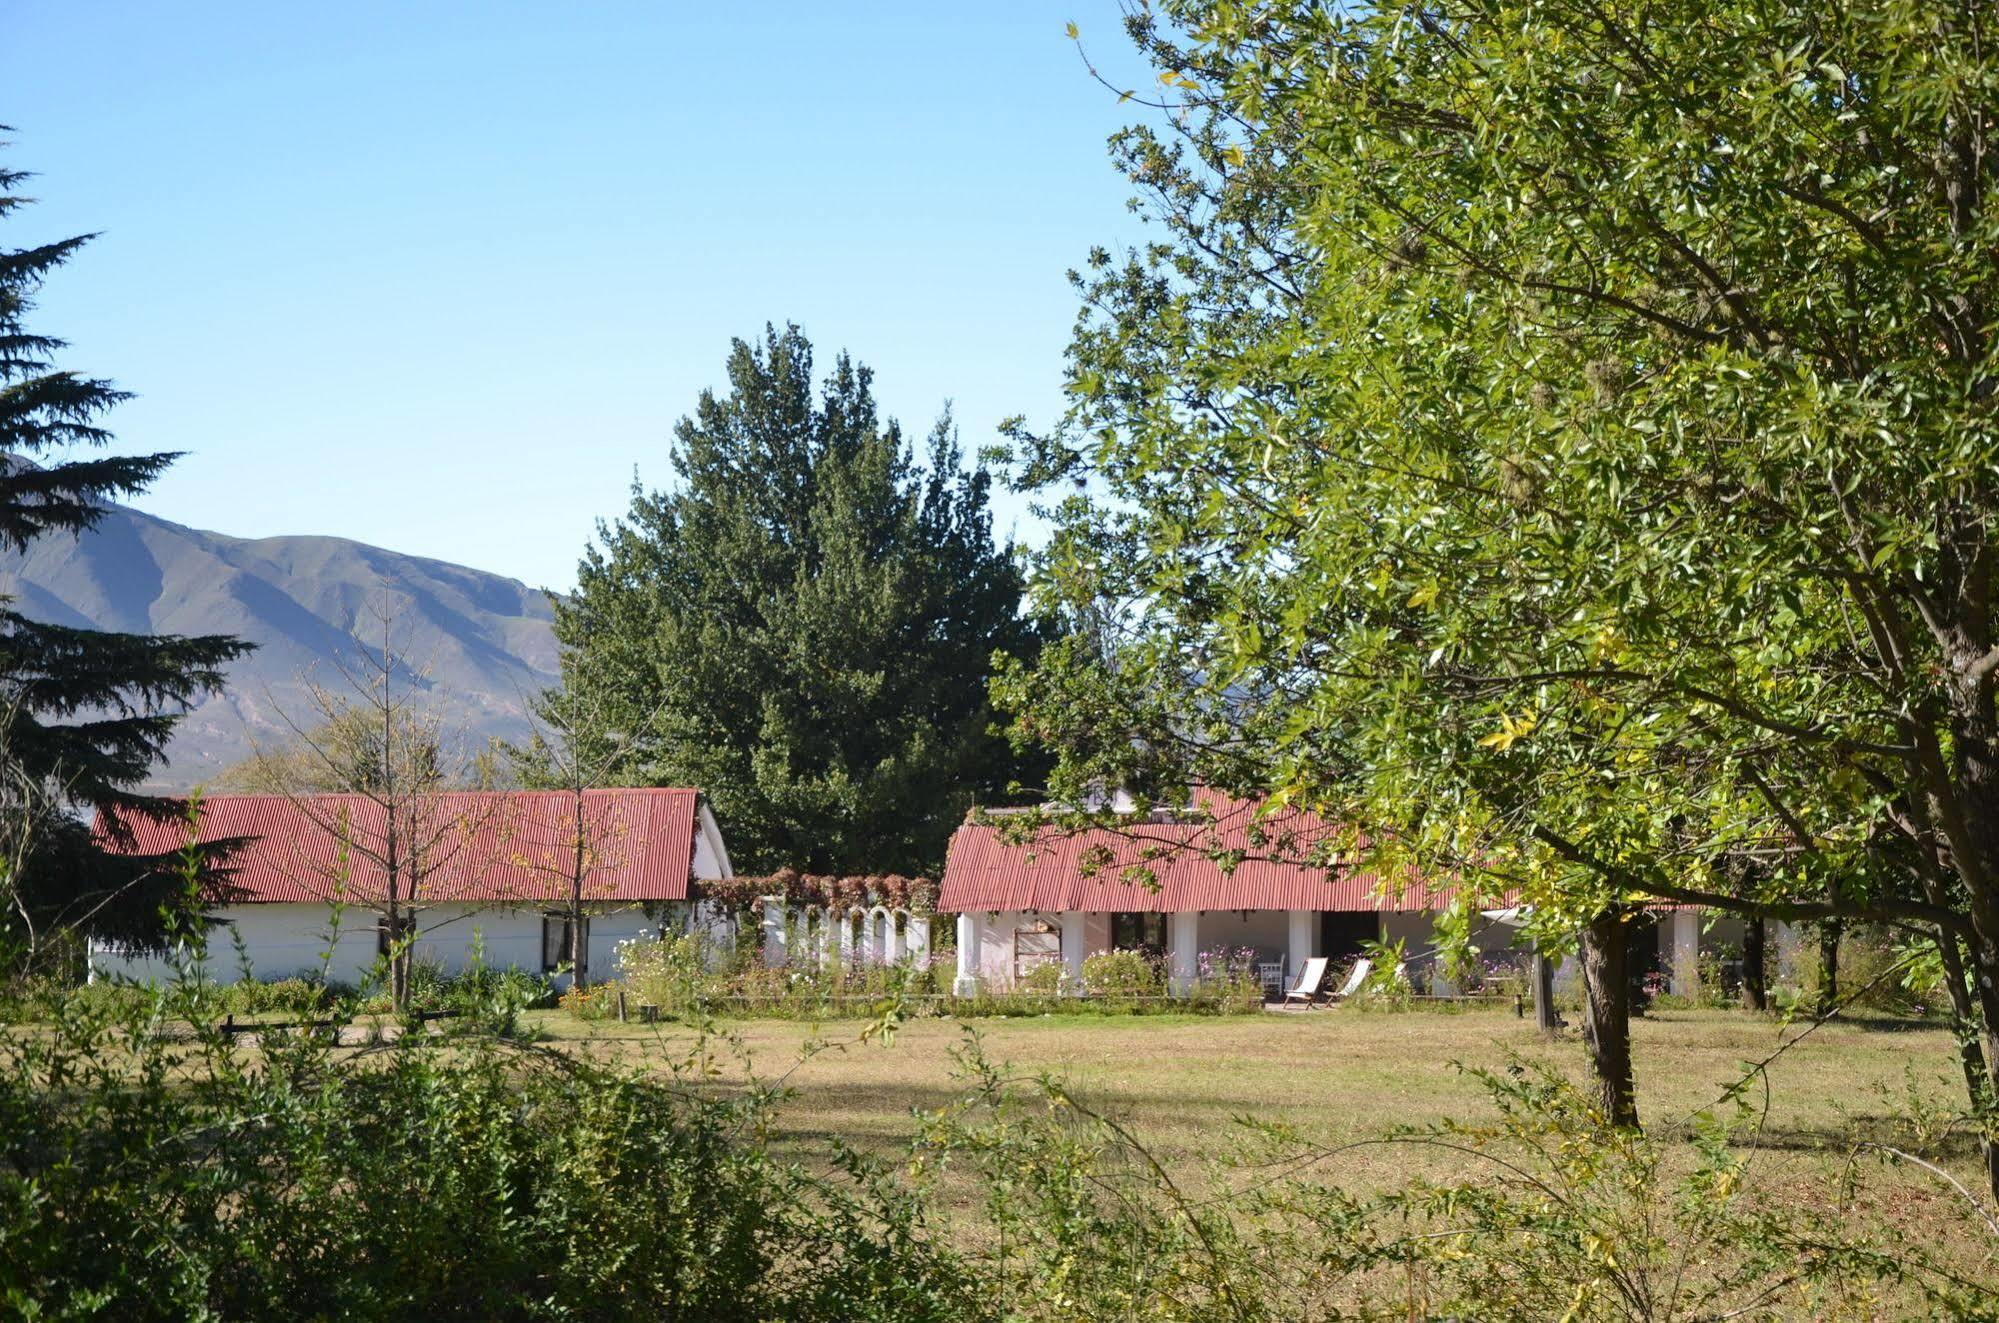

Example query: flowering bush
[558,982,617,1020]
[615,929,712,1016]
[1194,944,1259,984]
[1080,948,1162,1000]
[1016,961,1068,995]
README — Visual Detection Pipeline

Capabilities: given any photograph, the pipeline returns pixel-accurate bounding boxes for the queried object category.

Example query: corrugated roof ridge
[181,786,699,802]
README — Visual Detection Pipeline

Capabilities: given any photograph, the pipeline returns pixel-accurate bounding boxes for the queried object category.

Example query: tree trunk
[1935,654,1999,1202]
[1953,912,1999,1204]
[1742,917,1768,1013]
[1928,927,1999,1199]
[1532,950,1559,1036]
[571,904,589,989]
[1814,920,1842,1019]
[387,909,412,1011]
[1579,910,1639,1129]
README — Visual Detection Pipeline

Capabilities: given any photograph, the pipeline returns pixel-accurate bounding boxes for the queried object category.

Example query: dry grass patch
[528,1004,1999,1286]
[531,1006,1969,1164]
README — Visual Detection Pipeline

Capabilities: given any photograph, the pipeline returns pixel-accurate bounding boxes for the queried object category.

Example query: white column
[1167,911,1200,996]
[906,913,932,967]
[954,912,981,996]
[1669,908,1701,996]
[761,897,789,968]
[1285,909,1317,981]
[1060,910,1088,991]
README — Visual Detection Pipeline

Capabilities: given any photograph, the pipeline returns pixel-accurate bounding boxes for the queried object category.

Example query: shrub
[1080,948,1161,1000]
[558,981,617,1021]
[1785,925,1948,1018]
[219,976,328,1015]
[1016,961,1067,996]
[0,963,980,1320]
[615,929,713,1016]
[915,1036,1989,1319]
[446,963,554,1014]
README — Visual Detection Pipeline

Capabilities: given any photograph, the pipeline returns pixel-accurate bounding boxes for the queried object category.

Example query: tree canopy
[1000,1,1999,1158]
[0,137,248,957]
[548,325,1042,875]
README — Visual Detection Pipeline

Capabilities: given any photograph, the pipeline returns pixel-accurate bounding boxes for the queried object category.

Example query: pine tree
[548,325,1042,875]
[0,135,249,958]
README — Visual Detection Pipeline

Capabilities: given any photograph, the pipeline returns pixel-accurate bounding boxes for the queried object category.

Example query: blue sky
[10,3,1153,591]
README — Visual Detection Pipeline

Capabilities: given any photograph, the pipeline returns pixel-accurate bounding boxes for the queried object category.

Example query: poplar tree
[548,326,1041,875]
[0,137,247,958]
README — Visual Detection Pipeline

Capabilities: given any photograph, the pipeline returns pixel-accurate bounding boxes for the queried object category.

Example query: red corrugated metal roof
[96,788,707,906]
[938,798,1466,914]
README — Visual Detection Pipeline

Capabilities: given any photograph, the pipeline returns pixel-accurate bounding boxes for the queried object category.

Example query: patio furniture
[1327,957,1374,1002]
[1282,956,1330,1005]
[1256,961,1286,1001]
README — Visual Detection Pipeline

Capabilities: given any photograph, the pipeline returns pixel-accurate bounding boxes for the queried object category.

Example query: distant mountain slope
[0,501,562,789]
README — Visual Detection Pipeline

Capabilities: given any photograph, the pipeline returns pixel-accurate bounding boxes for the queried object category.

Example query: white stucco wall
[969,908,1298,986]
[944,904,1752,998]
[1190,910,1292,964]
[690,804,730,883]
[964,907,1539,992]
[87,899,716,988]
[976,911,1049,986]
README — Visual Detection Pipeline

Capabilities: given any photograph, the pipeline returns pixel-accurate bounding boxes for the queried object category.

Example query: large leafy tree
[0,137,248,957]
[1002,0,1999,1172]
[549,325,1042,875]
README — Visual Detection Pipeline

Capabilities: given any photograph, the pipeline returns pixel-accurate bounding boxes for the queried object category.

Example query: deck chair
[1327,957,1374,1002]
[1281,956,1330,1005]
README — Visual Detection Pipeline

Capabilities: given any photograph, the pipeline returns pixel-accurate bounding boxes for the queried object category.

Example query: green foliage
[0,848,1984,1319]
[1079,947,1161,1001]
[1350,939,1414,1011]
[0,140,249,957]
[614,928,714,1017]
[558,931,1261,1021]
[998,0,1999,1155]
[1016,960,1067,996]
[917,1035,1994,1319]
[1008,0,1999,936]
[0,983,979,1320]
[219,974,343,1015]
[548,325,1046,875]
[0,835,973,1320]
[1786,925,1952,1018]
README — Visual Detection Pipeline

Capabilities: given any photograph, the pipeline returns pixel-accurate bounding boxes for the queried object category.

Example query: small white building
[938,797,1735,999]
[89,787,732,987]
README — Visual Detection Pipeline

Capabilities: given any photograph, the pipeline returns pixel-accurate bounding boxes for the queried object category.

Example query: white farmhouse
[89,788,732,987]
[939,793,1743,1000]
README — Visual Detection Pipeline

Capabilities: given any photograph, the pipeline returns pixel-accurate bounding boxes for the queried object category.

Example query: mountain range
[0,499,562,790]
